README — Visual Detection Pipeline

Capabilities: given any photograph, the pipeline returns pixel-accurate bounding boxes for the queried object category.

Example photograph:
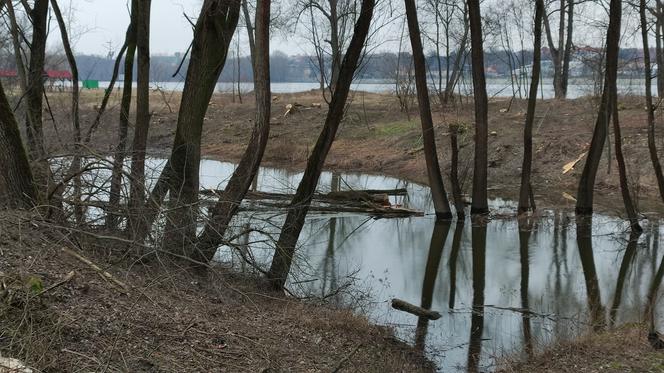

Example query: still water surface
[182,159,664,372]
[93,77,658,100]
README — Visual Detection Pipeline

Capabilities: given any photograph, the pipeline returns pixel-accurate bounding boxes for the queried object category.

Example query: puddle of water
[198,160,664,372]
[63,158,664,371]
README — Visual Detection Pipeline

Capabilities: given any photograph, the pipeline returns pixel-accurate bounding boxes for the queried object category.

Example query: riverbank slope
[0,211,432,372]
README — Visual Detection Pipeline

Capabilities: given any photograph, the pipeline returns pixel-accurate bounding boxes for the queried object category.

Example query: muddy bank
[43,89,664,217]
[0,211,432,372]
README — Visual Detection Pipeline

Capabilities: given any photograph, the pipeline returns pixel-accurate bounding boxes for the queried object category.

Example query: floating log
[391,298,441,320]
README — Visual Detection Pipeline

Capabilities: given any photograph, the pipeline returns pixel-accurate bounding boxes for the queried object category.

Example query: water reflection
[415,221,451,351]
[467,221,486,373]
[518,218,533,357]
[576,217,605,330]
[610,229,641,326]
[190,160,664,372]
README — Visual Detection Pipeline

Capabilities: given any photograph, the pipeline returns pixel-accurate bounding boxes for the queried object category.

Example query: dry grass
[0,211,433,372]
[498,324,664,373]
[39,89,664,217]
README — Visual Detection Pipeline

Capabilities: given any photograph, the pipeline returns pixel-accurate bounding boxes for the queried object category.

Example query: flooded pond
[95,158,664,371]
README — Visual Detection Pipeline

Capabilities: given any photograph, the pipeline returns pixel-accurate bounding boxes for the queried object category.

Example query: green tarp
[82,80,99,89]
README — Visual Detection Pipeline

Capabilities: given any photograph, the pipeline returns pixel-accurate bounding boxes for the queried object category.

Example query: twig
[38,270,75,295]
[61,247,129,294]
[332,343,362,372]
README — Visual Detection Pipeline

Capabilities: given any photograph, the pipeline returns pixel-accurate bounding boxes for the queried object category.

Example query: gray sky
[66,0,300,56]
[56,0,629,58]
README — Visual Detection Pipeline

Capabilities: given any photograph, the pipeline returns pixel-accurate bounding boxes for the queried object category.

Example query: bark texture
[0,80,37,208]
[518,0,544,213]
[196,0,271,262]
[404,0,452,219]
[162,0,240,255]
[267,0,376,290]
[128,0,152,235]
[467,0,489,214]
[641,0,664,206]
[108,1,138,230]
[575,0,621,215]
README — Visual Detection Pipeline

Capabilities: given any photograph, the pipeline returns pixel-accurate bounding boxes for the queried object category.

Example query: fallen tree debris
[391,298,441,320]
[61,247,129,294]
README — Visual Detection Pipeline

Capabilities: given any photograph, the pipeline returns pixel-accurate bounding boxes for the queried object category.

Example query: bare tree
[641,0,664,205]
[128,0,152,236]
[518,0,544,213]
[293,0,360,96]
[108,0,138,230]
[267,0,376,290]
[4,0,27,95]
[161,0,241,255]
[24,0,49,171]
[543,0,575,99]
[0,80,36,208]
[575,0,620,216]
[405,0,452,218]
[467,0,489,214]
[196,0,272,263]
[51,0,83,223]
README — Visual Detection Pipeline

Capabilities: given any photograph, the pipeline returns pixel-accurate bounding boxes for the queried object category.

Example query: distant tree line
[0,48,650,84]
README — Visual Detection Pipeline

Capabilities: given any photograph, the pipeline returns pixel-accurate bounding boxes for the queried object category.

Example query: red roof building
[0,70,72,80]
[44,70,72,80]
[0,70,18,78]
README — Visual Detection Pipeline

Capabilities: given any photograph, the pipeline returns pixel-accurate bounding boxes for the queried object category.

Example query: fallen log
[391,298,441,320]
[200,188,407,201]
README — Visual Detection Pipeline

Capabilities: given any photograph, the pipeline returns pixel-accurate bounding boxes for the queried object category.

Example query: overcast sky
[52,0,637,58]
[62,0,301,56]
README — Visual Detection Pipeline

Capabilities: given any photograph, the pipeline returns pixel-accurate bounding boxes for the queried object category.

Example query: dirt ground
[498,324,664,372]
[0,210,433,372]
[29,88,664,371]
[43,88,664,217]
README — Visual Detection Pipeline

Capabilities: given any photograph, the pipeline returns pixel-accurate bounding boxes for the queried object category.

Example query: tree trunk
[85,43,128,143]
[641,0,664,205]
[329,0,341,92]
[575,0,621,215]
[128,0,152,236]
[241,0,256,67]
[443,10,469,105]
[107,1,138,230]
[542,2,561,99]
[196,0,271,263]
[5,0,28,95]
[657,1,664,98]
[267,0,376,290]
[449,123,465,219]
[560,0,574,97]
[467,0,489,214]
[25,0,49,182]
[51,0,83,224]
[162,0,240,256]
[0,80,37,209]
[611,96,641,231]
[518,0,544,213]
[404,0,451,219]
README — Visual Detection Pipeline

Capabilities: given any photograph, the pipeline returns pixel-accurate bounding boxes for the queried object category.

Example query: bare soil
[44,88,664,217]
[31,88,664,371]
[0,211,432,372]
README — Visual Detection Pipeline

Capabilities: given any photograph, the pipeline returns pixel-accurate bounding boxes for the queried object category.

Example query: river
[91,77,657,100]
